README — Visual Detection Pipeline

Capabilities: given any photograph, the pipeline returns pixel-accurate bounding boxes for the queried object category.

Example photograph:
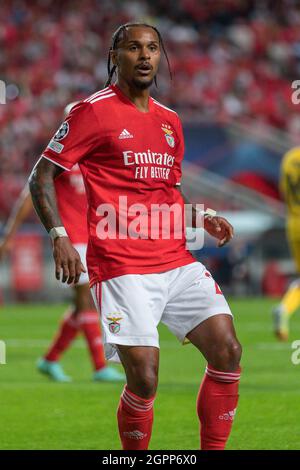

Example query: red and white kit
[54,164,89,285]
[42,85,232,358]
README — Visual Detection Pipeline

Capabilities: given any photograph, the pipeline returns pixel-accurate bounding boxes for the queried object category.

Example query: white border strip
[90,93,116,104]
[41,154,70,171]
[84,87,111,103]
[152,99,177,114]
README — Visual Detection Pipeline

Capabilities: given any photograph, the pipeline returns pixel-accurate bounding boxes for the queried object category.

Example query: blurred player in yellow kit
[273,146,300,340]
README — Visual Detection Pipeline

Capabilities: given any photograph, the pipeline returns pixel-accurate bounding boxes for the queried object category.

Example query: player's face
[112,27,161,90]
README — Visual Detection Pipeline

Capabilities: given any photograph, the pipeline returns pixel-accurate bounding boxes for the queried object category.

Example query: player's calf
[186,316,242,449]
[116,346,158,449]
[197,364,241,450]
[197,338,242,449]
[117,385,156,450]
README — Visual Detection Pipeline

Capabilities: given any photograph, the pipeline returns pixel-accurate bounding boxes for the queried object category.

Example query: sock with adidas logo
[117,385,155,450]
[197,365,241,450]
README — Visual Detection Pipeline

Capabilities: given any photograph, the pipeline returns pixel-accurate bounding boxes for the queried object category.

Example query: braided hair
[105,22,172,88]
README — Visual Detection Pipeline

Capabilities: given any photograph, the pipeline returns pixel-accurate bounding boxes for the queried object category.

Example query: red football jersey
[54,164,88,244]
[42,85,195,285]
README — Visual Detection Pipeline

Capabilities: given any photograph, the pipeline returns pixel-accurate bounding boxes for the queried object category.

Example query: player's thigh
[186,313,241,365]
[91,273,168,361]
[162,266,233,345]
[117,344,159,396]
[117,345,159,368]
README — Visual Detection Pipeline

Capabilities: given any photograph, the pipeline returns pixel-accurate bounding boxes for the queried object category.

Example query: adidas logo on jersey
[119,129,133,139]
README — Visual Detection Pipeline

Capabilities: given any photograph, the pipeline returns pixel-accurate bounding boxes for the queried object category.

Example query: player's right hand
[52,237,86,284]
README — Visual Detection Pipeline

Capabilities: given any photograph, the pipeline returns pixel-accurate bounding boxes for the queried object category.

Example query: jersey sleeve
[42,101,99,171]
[173,115,184,186]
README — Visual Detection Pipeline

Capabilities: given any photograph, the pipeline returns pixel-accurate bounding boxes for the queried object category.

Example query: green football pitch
[1,298,300,450]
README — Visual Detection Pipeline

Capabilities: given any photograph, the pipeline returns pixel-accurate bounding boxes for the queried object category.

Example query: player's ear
[111,50,118,67]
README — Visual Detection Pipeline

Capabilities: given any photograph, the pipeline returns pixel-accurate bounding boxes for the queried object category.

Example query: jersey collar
[111,84,154,114]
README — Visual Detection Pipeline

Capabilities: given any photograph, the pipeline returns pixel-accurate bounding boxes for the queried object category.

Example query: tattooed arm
[29,158,86,284]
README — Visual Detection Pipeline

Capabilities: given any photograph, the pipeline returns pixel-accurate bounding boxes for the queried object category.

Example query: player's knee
[137,377,157,398]
[127,366,158,398]
[211,338,242,372]
[229,339,242,367]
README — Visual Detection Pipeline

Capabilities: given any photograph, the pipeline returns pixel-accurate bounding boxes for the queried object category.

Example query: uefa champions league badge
[161,123,175,148]
[53,121,69,141]
[107,315,123,334]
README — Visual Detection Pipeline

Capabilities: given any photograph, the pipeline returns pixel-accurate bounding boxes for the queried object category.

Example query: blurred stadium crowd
[1,0,300,219]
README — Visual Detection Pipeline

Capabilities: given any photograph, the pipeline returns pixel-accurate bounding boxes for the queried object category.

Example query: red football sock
[197,365,241,450]
[117,386,155,450]
[77,310,106,371]
[45,308,79,362]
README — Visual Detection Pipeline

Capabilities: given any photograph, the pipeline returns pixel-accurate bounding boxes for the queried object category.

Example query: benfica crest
[107,315,122,334]
[161,124,175,148]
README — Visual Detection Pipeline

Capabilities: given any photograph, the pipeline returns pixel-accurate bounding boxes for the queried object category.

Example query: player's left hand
[204,216,234,247]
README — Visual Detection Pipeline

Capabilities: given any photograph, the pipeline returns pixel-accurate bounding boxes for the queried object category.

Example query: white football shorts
[91,261,232,362]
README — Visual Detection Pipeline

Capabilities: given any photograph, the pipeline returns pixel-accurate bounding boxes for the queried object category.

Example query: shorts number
[215,281,222,295]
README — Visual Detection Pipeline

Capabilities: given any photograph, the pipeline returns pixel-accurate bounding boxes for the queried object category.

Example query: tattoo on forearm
[29,160,64,232]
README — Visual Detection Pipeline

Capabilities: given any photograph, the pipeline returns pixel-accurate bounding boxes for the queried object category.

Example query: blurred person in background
[273,146,300,341]
[0,103,125,383]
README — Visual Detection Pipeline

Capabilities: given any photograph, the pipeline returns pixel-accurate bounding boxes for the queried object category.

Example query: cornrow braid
[104,22,172,88]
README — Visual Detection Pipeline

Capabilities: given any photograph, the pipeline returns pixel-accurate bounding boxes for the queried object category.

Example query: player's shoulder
[64,87,117,120]
[82,86,117,107]
[151,97,179,122]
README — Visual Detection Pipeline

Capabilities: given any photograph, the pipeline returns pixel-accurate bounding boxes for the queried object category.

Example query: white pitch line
[5,339,292,351]
[235,323,272,332]
[5,339,87,348]
[4,339,179,349]
[254,342,292,350]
